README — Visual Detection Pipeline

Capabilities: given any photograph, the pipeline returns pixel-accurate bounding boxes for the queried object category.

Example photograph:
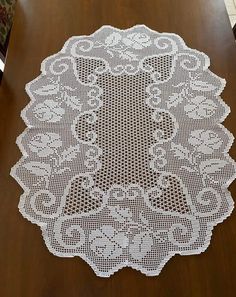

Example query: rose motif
[29,133,62,157]
[89,225,129,259]
[33,99,65,122]
[105,32,122,47]
[188,130,222,154]
[184,96,217,119]
[129,231,154,260]
[122,33,151,49]
[11,25,235,278]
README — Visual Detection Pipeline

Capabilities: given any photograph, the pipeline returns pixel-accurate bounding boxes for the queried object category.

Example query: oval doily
[11,25,236,277]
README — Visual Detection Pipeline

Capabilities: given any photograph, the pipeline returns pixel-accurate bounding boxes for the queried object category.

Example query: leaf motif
[106,49,114,57]
[105,32,122,46]
[181,166,197,173]
[199,159,228,174]
[167,93,183,108]
[65,93,82,110]
[108,206,132,223]
[184,96,217,119]
[190,80,216,91]
[23,162,51,176]
[60,145,80,162]
[119,51,139,61]
[34,84,59,95]
[171,143,190,160]
[33,100,65,123]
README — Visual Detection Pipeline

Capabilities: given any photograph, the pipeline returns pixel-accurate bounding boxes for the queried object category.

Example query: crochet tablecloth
[11,25,236,277]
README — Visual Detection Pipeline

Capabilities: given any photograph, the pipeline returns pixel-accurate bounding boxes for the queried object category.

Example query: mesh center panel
[94,72,169,189]
[64,67,190,215]
[76,72,176,190]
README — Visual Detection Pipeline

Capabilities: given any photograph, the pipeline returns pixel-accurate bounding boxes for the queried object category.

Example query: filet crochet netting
[11,25,236,277]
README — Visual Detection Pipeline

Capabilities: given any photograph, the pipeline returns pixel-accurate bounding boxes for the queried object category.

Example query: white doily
[11,25,236,277]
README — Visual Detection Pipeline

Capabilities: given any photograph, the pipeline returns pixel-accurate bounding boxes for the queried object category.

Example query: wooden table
[0,0,236,296]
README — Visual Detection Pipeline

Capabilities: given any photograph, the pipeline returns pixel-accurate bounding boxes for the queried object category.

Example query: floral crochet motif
[11,25,235,277]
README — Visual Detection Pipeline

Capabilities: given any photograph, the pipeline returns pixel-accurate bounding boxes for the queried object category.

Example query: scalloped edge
[10,24,236,277]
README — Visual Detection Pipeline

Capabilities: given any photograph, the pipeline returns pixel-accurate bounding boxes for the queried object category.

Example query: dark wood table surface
[0,0,236,296]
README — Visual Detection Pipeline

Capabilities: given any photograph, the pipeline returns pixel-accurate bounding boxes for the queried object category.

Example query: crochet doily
[11,25,236,277]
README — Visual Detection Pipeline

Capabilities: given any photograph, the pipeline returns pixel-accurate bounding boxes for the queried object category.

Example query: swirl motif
[11,25,235,278]
[146,83,162,108]
[71,39,94,54]
[48,57,73,75]
[30,190,61,218]
[176,53,201,71]
[168,217,200,248]
[194,188,221,217]
[54,217,85,249]
[154,36,178,52]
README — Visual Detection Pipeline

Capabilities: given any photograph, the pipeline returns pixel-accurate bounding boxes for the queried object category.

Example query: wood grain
[0,0,236,296]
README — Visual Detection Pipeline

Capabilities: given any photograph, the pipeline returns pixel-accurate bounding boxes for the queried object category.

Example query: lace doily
[11,25,236,277]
